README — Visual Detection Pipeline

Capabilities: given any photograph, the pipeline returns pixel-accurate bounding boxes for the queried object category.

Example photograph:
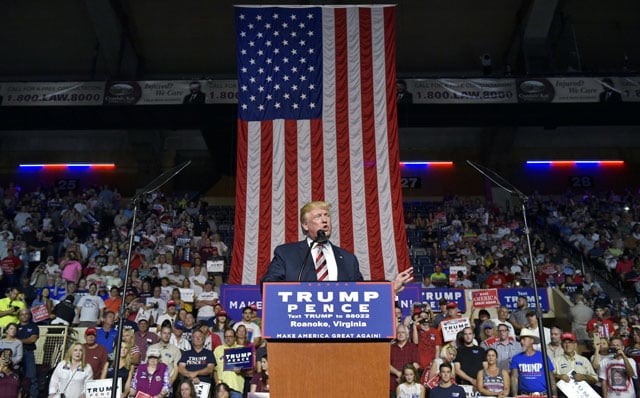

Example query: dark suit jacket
[183,91,206,104]
[261,240,364,283]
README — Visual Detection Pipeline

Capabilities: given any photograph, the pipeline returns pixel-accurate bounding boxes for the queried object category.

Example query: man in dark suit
[261,201,362,282]
[183,81,206,104]
[599,78,622,103]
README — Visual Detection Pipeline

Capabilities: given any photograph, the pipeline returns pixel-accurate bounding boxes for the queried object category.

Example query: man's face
[497,325,510,341]
[192,331,204,348]
[138,320,148,332]
[517,297,527,309]
[521,336,534,350]
[302,206,331,240]
[396,327,408,343]
[243,309,253,322]
[562,339,576,355]
[185,313,195,327]
[18,310,30,324]
[161,327,172,344]
[190,83,200,93]
[223,330,236,347]
[462,328,474,345]
[8,289,18,300]
[85,334,96,345]
[89,284,97,295]
[550,329,561,344]
[610,339,624,357]
[104,313,115,327]
[153,287,161,297]
[439,366,452,383]
[168,305,176,315]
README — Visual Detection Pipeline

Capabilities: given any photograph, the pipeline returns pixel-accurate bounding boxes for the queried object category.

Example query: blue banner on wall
[396,283,422,318]
[498,288,549,311]
[420,288,467,313]
[262,282,396,340]
[220,284,262,322]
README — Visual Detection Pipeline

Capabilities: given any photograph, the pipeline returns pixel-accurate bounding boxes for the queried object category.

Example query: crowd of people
[390,192,640,397]
[2,182,640,397]
[0,183,267,397]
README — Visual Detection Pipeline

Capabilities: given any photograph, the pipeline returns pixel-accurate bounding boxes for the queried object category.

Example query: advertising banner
[219,284,262,321]
[498,288,549,311]
[396,283,422,319]
[1,81,104,106]
[262,282,395,340]
[407,78,518,104]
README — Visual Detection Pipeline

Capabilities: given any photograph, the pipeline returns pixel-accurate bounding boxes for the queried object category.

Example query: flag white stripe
[322,8,340,247]
[371,7,398,279]
[242,121,263,285]
[297,120,312,240]
[271,119,286,256]
[345,7,371,280]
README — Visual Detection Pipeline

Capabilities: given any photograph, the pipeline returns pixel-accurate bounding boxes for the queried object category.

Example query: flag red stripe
[310,119,325,201]
[257,121,274,280]
[230,120,249,284]
[333,8,354,252]
[384,7,410,272]
[284,120,299,243]
[358,8,384,280]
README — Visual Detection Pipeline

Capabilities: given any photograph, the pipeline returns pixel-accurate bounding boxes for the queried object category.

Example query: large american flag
[229,5,409,284]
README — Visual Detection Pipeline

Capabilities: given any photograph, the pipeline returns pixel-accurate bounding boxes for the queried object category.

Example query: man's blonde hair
[300,201,331,235]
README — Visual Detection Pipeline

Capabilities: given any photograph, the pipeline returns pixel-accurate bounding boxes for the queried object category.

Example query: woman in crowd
[250,355,270,393]
[214,382,232,398]
[424,343,457,386]
[129,348,170,398]
[176,379,197,398]
[211,309,232,340]
[477,348,510,397]
[625,327,640,363]
[31,287,54,324]
[48,343,93,398]
[0,348,20,398]
[0,323,23,369]
[122,329,141,366]
[106,340,134,396]
[172,287,192,313]
[397,363,425,398]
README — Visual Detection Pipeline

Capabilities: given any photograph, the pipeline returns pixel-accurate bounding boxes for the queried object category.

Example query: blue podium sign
[262,282,396,340]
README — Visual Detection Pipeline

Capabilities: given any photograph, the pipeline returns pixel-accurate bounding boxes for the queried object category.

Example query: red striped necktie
[315,243,328,281]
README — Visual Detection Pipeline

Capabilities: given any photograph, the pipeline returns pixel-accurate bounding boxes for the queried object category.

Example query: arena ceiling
[1,0,638,81]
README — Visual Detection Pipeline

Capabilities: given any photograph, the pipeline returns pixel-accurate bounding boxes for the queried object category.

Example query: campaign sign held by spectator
[470,289,500,308]
[262,282,395,340]
[220,284,262,321]
[420,288,466,313]
[499,288,549,311]
[440,317,471,342]
[396,283,421,318]
[193,382,211,398]
[223,346,254,371]
[85,378,121,398]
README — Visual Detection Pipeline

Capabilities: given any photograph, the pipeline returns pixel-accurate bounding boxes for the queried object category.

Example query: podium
[262,282,396,397]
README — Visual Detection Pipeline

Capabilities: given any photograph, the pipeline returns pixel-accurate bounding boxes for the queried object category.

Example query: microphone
[297,230,328,281]
[316,229,328,243]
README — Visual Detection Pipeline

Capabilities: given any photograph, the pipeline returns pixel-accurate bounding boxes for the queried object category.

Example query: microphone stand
[296,230,328,281]
[110,161,191,398]
[467,160,554,398]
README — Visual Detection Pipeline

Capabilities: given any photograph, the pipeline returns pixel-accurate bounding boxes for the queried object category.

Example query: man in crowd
[195,280,218,323]
[233,306,261,346]
[587,304,616,339]
[485,322,521,372]
[134,317,158,361]
[16,309,39,398]
[490,306,516,338]
[156,300,178,327]
[511,328,556,396]
[390,324,420,396]
[599,336,637,398]
[213,329,244,398]
[570,293,594,345]
[454,326,486,387]
[509,296,530,334]
[170,320,192,352]
[84,326,108,379]
[552,332,598,394]
[547,326,564,360]
[179,329,216,389]
[430,362,467,398]
[149,324,182,383]
[0,287,25,328]
[413,310,441,371]
[96,310,118,355]
[76,282,105,327]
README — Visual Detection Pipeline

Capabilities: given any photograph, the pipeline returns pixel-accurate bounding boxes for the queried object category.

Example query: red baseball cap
[85,327,97,336]
[446,302,458,309]
[167,300,176,307]
[561,332,576,341]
